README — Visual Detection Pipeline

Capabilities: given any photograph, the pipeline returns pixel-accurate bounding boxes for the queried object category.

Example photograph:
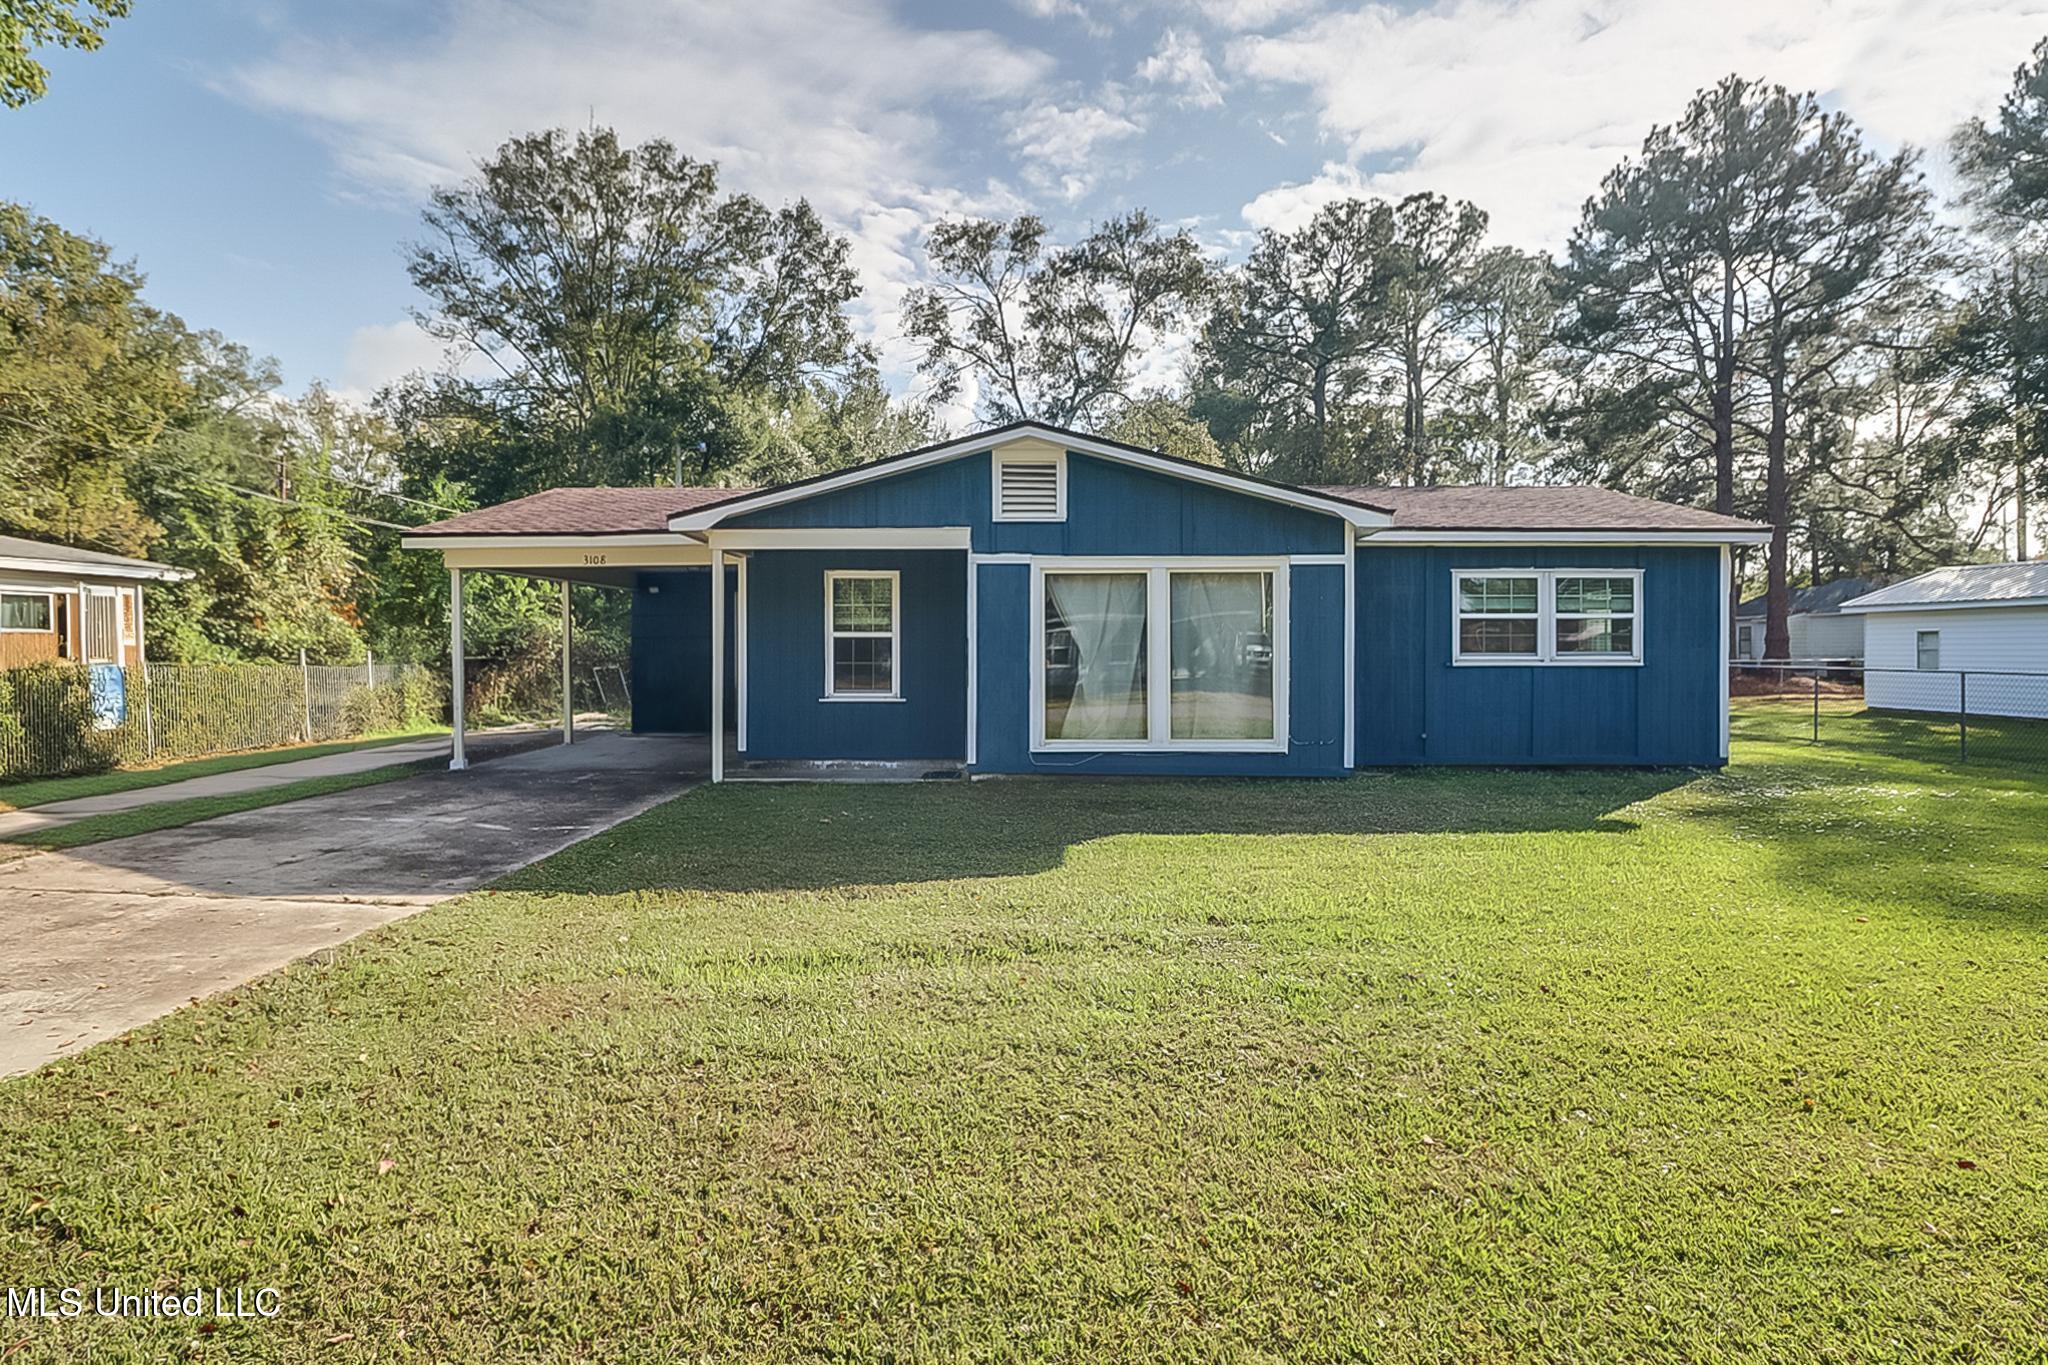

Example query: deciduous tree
[1,0,131,108]
[903,211,1209,428]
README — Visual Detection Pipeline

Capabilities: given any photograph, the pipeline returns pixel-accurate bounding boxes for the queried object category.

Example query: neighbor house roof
[1309,484,1767,535]
[1735,576,1887,619]
[0,534,189,581]
[406,485,754,538]
[1840,562,2048,613]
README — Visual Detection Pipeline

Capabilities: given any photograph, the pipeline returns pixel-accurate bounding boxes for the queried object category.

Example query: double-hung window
[824,571,899,699]
[1034,561,1286,752]
[1915,630,1940,671]
[1452,569,1643,665]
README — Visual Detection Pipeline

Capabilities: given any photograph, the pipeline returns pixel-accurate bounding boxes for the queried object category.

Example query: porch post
[449,568,467,771]
[709,546,725,782]
[560,579,574,745]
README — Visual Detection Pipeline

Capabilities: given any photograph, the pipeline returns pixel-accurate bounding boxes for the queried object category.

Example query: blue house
[404,422,1769,779]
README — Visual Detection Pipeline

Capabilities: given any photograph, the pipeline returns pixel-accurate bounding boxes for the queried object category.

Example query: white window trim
[0,586,57,633]
[822,569,902,701]
[1029,557,1289,754]
[1915,629,1941,671]
[992,449,1067,522]
[1450,568,1645,667]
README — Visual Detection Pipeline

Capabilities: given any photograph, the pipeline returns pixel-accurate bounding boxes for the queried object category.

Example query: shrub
[397,667,446,728]
[0,662,118,779]
[339,684,403,736]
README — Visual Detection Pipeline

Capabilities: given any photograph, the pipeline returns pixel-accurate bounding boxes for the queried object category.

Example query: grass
[0,761,438,853]
[0,730,444,813]
[2,708,2045,1359]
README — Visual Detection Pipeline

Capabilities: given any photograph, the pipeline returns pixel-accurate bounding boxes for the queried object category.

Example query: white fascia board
[704,527,971,550]
[400,533,688,550]
[666,424,1393,531]
[1840,595,2048,615]
[1358,529,1773,548]
[0,555,189,582]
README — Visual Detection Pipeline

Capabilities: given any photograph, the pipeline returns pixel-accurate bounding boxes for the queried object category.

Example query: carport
[400,487,747,775]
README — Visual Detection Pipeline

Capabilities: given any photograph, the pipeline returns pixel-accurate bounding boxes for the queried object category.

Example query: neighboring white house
[1840,563,2048,719]
[1734,576,1884,661]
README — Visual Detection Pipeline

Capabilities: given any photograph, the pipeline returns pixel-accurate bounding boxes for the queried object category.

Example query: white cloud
[1232,0,2048,248]
[1007,98,1147,200]
[1184,0,1321,32]
[335,319,456,404]
[227,0,1055,393]
[1137,29,1226,108]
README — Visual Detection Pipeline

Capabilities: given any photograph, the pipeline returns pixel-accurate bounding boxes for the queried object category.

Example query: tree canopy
[903,211,1209,428]
[0,0,129,108]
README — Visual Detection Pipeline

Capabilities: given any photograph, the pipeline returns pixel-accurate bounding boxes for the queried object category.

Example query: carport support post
[709,546,725,783]
[560,579,574,746]
[449,568,467,771]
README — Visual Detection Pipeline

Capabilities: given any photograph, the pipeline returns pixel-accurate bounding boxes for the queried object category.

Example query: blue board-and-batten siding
[625,442,1729,772]
[742,550,967,761]
[629,568,732,733]
[728,451,1350,558]
[1353,545,1724,766]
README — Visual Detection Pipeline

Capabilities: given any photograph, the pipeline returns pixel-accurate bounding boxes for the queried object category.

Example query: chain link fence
[1731,662,2048,769]
[0,660,445,781]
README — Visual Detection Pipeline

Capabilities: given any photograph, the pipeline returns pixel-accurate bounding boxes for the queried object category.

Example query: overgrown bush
[398,668,445,728]
[338,684,403,735]
[0,662,118,779]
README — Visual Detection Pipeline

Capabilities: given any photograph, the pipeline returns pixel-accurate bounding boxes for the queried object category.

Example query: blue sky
[6,0,2046,418]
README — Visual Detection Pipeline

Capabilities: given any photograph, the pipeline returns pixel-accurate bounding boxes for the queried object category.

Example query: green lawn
[2,713,2045,1360]
[0,730,444,813]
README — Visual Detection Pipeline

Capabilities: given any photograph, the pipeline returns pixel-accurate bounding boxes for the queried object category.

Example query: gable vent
[996,457,1064,521]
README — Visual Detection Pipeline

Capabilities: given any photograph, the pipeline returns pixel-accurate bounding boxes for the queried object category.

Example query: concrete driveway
[0,733,706,1076]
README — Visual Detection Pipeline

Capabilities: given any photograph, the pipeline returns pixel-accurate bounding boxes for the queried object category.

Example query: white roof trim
[1357,529,1772,547]
[400,533,689,550]
[665,424,1394,531]
[0,554,189,582]
[1841,595,2048,615]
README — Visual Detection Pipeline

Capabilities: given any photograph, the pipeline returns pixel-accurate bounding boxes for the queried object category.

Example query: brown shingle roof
[409,473,1762,539]
[1311,484,1766,534]
[407,485,757,537]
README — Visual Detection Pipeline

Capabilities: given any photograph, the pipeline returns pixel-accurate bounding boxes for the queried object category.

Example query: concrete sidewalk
[0,726,561,840]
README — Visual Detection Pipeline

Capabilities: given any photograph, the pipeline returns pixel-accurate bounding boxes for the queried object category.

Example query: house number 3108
[583,553,607,565]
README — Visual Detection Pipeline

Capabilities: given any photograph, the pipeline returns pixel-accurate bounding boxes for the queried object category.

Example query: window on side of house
[1452,569,1644,666]
[1553,575,1637,657]
[0,591,54,632]
[824,571,899,699]
[1454,574,1540,659]
[1036,562,1284,751]
[1916,629,1940,671]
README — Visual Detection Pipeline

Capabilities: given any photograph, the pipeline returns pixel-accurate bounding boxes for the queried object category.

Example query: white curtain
[1171,571,1273,740]
[1047,573,1147,740]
